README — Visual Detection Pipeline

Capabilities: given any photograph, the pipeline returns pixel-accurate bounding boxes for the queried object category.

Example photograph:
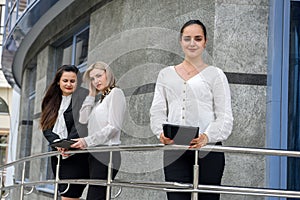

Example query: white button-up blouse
[79,87,126,146]
[150,66,233,143]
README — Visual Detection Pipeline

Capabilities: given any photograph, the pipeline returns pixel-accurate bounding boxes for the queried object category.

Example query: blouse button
[183,99,185,101]
[182,116,185,119]
[182,107,185,110]
[183,90,186,93]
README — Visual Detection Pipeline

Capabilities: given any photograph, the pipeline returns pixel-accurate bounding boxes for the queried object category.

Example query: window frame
[266,0,291,198]
[267,0,300,199]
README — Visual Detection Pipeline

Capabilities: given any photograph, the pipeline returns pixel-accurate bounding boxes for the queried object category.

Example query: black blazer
[43,87,88,145]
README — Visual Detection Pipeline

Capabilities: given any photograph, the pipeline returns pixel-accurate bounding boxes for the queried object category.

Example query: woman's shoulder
[73,87,89,98]
[160,66,174,73]
[110,87,125,96]
[201,65,228,83]
[157,66,175,78]
[203,65,226,76]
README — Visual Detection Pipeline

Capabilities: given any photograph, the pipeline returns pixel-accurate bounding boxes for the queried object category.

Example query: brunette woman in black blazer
[40,65,89,200]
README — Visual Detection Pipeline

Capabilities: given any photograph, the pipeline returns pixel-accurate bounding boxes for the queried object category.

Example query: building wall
[14,0,269,199]
[0,78,12,166]
[214,1,268,200]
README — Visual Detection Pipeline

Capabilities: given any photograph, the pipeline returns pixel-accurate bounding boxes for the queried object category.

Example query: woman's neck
[183,58,207,70]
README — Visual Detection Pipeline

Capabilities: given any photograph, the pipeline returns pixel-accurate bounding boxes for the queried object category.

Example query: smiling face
[180,24,207,59]
[59,71,77,96]
[89,68,107,92]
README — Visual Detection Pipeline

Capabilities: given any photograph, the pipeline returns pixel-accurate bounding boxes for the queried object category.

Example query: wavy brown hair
[40,65,79,130]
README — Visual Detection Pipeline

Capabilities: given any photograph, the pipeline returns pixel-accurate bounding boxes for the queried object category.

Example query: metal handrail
[1,144,300,199]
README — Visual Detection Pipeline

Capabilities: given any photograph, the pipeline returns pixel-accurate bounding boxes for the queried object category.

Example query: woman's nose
[190,38,196,45]
[93,78,100,84]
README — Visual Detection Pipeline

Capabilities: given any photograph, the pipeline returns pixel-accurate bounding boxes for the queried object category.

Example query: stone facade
[13,0,269,199]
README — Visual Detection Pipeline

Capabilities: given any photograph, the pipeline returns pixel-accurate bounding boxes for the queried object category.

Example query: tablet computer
[49,139,76,149]
[163,124,199,145]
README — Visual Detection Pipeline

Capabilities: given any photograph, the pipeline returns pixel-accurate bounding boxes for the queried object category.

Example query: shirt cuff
[85,96,95,102]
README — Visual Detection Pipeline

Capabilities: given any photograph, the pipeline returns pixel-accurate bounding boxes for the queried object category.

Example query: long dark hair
[180,19,207,40]
[40,65,79,130]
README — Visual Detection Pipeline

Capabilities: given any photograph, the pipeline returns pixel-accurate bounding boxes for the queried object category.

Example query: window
[0,97,9,113]
[55,26,89,71]
[266,0,300,195]
[287,0,300,195]
[0,135,7,166]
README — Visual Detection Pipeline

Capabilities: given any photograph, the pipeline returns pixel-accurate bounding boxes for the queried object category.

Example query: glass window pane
[287,1,300,194]
[55,37,73,66]
[0,97,9,113]
[18,0,27,17]
[0,135,8,165]
[75,28,89,67]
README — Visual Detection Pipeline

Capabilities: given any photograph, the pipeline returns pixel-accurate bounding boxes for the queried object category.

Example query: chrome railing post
[19,161,26,200]
[106,151,113,200]
[192,150,199,200]
[54,155,61,200]
[0,169,4,199]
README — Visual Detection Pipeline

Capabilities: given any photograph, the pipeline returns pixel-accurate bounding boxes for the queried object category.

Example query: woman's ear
[204,38,208,48]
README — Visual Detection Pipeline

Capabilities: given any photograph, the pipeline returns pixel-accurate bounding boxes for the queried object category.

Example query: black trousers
[51,153,89,198]
[86,151,121,200]
[163,149,225,200]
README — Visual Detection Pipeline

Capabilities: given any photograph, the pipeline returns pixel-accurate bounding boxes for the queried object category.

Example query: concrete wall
[214,1,268,199]
[14,0,269,199]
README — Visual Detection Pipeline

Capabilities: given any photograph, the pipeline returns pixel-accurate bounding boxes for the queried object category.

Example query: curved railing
[1,144,300,200]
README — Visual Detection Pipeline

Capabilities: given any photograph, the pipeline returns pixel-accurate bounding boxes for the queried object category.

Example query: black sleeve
[43,128,60,144]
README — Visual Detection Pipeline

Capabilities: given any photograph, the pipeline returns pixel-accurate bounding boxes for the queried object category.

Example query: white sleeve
[79,96,95,124]
[204,70,234,143]
[150,71,168,139]
[84,89,126,146]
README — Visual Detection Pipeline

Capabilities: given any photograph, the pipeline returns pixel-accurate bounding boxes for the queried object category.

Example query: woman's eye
[183,37,191,42]
[194,36,202,42]
[70,80,76,83]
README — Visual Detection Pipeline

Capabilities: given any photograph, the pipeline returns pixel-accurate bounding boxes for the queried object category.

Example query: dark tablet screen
[163,124,199,145]
[49,139,76,149]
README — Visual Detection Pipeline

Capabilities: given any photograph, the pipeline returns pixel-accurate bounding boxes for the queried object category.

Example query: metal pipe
[5,177,300,199]
[2,144,300,199]
[3,144,300,172]
[0,170,3,199]
[54,155,61,200]
[19,161,26,200]
[192,150,199,200]
[106,151,113,200]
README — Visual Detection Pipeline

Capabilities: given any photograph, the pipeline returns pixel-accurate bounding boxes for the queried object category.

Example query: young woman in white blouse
[150,20,233,200]
[71,61,126,200]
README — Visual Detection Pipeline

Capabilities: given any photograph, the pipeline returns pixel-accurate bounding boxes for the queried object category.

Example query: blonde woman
[72,61,126,200]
